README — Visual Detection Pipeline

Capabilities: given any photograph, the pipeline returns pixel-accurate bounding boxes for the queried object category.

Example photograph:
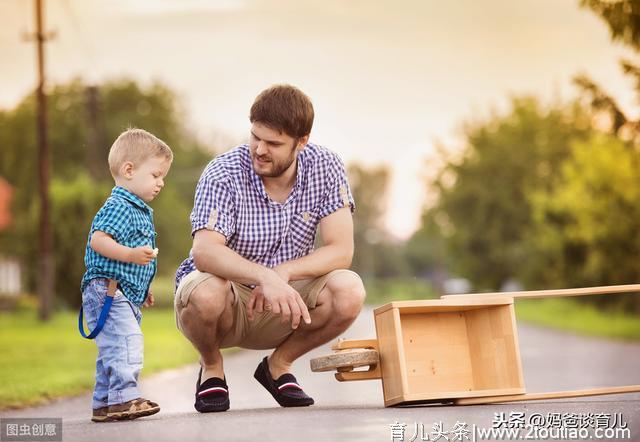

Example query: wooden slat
[402,311,475,394]
[335,364,382,381]
[374,297,513,315]
[440,284,640,300]
[386,387,527,406]
[454,385,640,405]
[375,308,407,405]
[331,338,378,351]
[464,305,525,391]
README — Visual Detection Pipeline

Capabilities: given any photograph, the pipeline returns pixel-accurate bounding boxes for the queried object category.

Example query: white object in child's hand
[152,248,159,258]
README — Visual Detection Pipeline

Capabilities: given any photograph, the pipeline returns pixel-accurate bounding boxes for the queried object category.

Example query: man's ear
[120,161,135,179]
[296,135,309,151]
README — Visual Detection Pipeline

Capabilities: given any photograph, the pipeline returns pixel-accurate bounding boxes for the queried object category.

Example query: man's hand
[128,246,155,265]
[143,290,155,308]
[246,268,311,329]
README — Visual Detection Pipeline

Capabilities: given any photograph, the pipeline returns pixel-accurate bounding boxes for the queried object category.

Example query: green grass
[4,279,638,409]
[0,308,201,410]
[362,278,640,341]
[515,297,640,340]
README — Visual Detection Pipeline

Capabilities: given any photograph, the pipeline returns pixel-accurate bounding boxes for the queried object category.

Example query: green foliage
[0,78,213,308]
[347,164,411,279]
[581,0,640,51]
[413,98,640,313]
[50,173,110,307]
[516,297,640,340]
[422,98,592,290]
[528,134,640,304]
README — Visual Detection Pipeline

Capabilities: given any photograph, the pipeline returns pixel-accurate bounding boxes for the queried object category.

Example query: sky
[0,0,636,239]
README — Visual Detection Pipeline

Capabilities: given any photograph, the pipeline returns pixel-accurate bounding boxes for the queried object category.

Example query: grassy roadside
[0,308,200,410]
[362,278,640,340]
[2,278,639,410]
[514,297,640,341]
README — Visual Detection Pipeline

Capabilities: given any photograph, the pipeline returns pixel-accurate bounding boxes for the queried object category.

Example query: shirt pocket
[129,223,156,248]
[289,210,320,255]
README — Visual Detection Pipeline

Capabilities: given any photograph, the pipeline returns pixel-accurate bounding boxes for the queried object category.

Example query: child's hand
[128,246,155,265]
[143,290,155,308]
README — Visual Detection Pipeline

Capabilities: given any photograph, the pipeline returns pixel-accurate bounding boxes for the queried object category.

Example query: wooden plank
[402,311,475,395]
[454,385,640,405]
[508,303,526,389]
[385,387,527,406]
[335,364,382,381]
[465,305,525,392]
[375,307,408,405]
[374,297,513,315]
[393,308,410,398]
[331,338,378,351]
[440,283,640,300]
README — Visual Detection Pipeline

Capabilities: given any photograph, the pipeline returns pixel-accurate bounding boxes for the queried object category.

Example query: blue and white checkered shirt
[175,143,355,288]
[81,186,157,306]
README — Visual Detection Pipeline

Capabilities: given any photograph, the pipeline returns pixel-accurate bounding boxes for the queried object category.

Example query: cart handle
[440,283,640,300]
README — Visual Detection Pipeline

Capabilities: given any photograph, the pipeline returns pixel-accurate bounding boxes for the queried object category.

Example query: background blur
[2,0,640,409]
[2,0,640,305]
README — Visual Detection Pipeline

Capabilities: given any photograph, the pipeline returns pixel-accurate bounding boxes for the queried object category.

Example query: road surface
[3,307,639,441]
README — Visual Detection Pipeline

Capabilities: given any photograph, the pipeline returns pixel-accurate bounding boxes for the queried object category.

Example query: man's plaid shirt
[81,186,157,306]
[175,143,355,289]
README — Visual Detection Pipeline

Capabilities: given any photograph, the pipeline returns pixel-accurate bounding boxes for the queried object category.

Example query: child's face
[121,156,172,202]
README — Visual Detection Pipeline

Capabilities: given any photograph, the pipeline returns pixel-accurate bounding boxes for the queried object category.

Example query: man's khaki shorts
[174,269,361,350]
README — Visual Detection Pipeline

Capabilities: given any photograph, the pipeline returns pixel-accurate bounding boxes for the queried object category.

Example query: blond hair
[108,128,173,177]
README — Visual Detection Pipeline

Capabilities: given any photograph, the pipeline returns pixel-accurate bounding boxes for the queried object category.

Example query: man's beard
[253,146,297,177]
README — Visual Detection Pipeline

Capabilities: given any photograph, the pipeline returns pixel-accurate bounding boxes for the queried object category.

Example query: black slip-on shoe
[194,366,230,412]
[253,356,314,407]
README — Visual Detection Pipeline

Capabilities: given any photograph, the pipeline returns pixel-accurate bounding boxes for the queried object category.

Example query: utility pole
[33,0,54,321]
[86,85,104,179]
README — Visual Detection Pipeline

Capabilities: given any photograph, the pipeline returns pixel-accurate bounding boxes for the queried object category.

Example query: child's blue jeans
[82,278,144,409]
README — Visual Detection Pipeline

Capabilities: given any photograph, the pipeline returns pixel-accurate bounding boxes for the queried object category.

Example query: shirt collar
[111,186,153,212]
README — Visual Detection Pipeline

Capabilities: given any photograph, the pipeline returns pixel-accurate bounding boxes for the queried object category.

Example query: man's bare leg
[267,272,366,379]
[178,275,235,381]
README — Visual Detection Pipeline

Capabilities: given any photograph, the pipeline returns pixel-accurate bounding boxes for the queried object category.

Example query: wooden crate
[374,297,525,406]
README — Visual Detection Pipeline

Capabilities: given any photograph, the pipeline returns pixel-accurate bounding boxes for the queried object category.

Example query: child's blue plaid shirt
[81,186,157,306]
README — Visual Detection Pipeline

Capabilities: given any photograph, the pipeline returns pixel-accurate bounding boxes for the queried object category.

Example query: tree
[575,1,640,142]
[0,78,213,308]
[346,164,408,279]
[421,98,592,290]
[528,133,640,310]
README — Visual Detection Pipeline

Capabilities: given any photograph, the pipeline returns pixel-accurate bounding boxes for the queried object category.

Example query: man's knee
[180,275,232,326]
[325,272,366,323]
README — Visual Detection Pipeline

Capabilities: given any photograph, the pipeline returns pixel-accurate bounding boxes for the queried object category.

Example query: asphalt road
[3,307,640,442]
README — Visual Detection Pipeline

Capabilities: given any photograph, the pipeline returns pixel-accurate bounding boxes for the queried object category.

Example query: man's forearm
[279,244,353,281]
[193,243,270,286]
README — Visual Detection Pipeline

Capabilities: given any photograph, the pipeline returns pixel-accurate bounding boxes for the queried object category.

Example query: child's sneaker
[106,398,160,421]
[91,406,110,423]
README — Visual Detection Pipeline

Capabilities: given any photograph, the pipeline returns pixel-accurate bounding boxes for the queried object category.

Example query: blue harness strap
[78,279,117,339]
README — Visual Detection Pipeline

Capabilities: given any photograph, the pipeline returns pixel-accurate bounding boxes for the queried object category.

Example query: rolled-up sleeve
[92,202,132,243]
[317,156,355,219]
[190,175,236,241]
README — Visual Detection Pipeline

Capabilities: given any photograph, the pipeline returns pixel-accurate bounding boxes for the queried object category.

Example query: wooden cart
[310,284,640,407]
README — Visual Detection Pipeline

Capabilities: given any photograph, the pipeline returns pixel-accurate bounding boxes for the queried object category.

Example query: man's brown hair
[249,84,314,139]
